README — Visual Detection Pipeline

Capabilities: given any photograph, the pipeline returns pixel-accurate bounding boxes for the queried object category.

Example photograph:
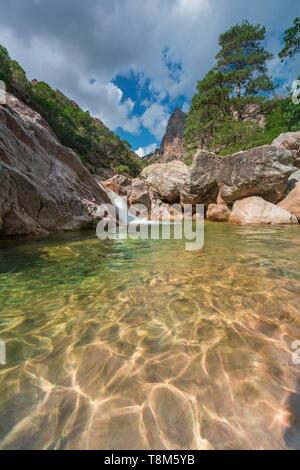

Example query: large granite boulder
[0,94,110,236]
[127,178,151,210]
[181,151,221,206]
[141,160,188,203]
[206,203,231,222]
[278,182,300,221]
[272,131,300,160]
[101,174,132,196]
[219,145,299,204]
[229,197,298,225]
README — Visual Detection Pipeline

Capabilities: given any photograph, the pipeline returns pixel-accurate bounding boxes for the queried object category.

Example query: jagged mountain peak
[158,107,187,161]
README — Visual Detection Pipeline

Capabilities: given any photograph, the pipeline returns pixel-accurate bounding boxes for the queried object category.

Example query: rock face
[157,108,186,161]
[218,145,299,204]
[0,94,110,236]
[181,151,221,206]
[141,160,188,203]
[278,182,300,221]
[206,204,231,222]
[229,197,298,225]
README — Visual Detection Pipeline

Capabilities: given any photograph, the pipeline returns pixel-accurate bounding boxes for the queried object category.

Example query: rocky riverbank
[1,90,300,237]
[102,132,300,225]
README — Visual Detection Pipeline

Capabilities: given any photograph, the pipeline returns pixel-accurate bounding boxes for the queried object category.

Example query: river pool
[0,222,300,449]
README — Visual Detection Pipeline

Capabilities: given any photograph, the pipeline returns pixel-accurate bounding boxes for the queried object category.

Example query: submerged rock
[219,145,299,204]
[278,182,300,221]
[0,93,110,236]
[229,197,298,225]
[141,160,188,203]
[206,203,231,222]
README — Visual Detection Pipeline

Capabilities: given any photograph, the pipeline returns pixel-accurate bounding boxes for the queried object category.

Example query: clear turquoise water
[0,222,300,449]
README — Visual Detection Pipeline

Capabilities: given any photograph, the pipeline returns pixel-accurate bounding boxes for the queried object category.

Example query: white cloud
[0,0,298,138]
[140,102,170,139]
[135,143,158,158]
[177,0,209,14]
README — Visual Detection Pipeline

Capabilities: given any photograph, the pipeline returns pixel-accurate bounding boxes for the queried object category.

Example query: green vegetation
[279,17,300,61]
[185,20,300,156]
[0,44,141,177]
[114,164,130,175]
[0,45,12,87]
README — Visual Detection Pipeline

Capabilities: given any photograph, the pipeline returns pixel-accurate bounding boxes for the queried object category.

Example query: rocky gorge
[1,89,300,237]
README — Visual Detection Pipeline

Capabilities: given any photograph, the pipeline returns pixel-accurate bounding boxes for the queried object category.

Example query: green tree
[9,60,32,101]
[279,17,300,61]
[185,21,274,153]
[0,45,12,88]
[216,20,274,120]
[185,69,230,149]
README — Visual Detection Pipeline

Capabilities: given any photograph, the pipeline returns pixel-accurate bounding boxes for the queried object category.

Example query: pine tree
[185,69,230,149]
[185,21,274,153]
[279,17,300,61]
[216,20,274,120]
[0,45,12,88]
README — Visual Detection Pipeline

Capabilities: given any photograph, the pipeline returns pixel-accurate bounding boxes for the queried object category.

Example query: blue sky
[0,0,299,156]
[112,71,188,154]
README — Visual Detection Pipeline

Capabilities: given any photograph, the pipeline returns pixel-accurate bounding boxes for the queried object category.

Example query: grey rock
[219,145,299,204]
[206,203,231,222]
[229,197,298,225]
[181,150,221,206]
[0,94,110,237]
[272,131,300,161]
[141,160,188,203]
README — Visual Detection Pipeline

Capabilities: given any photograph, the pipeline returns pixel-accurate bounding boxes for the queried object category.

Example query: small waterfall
[98,181,161,226]
[106,190,135,224]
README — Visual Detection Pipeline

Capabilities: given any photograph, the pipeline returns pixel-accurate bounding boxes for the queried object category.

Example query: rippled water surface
[0,222,300,450]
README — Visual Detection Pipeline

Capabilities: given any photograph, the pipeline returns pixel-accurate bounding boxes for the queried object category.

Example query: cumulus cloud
[135,143,158,158]
[0,0,299,139]
[140,103,170,139]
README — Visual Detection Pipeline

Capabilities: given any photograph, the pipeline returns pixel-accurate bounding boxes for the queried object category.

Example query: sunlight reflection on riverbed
[0,222,300,449]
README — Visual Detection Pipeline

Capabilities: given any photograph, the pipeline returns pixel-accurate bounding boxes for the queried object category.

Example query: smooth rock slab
[229,197,299,225]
